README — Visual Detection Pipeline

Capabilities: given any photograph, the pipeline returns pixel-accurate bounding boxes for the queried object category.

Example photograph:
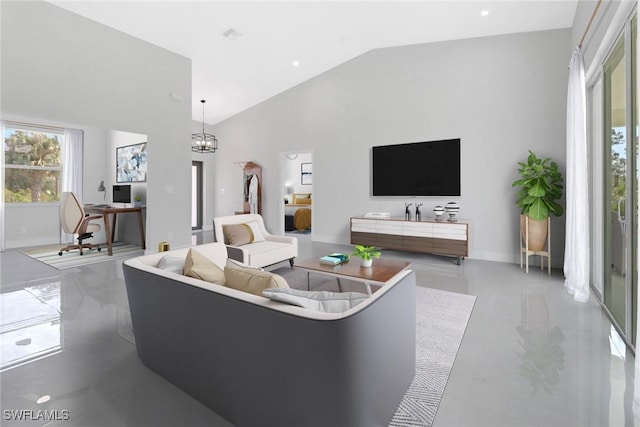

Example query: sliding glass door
[603,15,637,346]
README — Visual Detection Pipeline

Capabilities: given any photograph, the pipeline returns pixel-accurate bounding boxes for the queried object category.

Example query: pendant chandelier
[192,99,218,153]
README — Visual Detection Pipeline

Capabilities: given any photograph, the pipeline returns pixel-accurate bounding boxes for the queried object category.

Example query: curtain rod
[579,0,604,48]
[2,120,66,132]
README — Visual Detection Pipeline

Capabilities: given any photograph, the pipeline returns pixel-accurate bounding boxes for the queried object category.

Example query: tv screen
[113,185,131,203]
[372,139,460,196]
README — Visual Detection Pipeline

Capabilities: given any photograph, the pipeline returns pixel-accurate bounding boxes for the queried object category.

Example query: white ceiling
[49,1,579,125]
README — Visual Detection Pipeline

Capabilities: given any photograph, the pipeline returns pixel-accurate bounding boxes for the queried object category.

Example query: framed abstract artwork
[301,162,312,185]
[116,142,147,183]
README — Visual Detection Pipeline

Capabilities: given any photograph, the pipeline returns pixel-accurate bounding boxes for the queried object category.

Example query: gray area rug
[23,242,144,270]
[271,267,476,427]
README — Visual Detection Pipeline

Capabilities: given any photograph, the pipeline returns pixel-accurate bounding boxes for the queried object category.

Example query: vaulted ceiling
[49,1,579,125]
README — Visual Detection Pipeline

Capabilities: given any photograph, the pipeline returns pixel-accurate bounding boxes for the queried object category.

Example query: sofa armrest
[226,245,247,263]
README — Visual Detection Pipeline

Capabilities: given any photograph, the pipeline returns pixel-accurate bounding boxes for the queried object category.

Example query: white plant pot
[360,258,373,268]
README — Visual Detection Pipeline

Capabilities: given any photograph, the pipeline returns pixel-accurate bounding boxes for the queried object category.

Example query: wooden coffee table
[294,257,411,295]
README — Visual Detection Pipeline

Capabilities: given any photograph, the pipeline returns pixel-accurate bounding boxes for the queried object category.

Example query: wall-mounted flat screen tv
[372,138,460,196]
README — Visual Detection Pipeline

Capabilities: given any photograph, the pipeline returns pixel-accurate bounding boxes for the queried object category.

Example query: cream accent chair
[59,192,103,256]
[213,214,297,268]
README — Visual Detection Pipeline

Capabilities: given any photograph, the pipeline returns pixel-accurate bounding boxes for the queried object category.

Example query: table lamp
[98,181,106,201]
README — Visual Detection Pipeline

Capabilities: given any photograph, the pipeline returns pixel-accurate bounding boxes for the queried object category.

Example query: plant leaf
[527,198,548,220]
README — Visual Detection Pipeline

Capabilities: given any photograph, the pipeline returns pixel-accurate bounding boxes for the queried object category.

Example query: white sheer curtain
[0,121,5,252]
[563,46,590,303]
[635,2,640,418]
[60,128,84,243]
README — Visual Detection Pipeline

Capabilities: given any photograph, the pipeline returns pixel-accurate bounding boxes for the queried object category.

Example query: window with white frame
[3,124,63,203]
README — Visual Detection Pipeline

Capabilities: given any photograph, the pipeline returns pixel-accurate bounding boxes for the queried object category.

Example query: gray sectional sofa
[122,242,416,427]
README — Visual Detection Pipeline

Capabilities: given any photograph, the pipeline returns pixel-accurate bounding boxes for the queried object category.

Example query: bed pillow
[224,259,289,296]
[292,193,311,204]
[262,288,368,313]
[296,198,311,205]
[183,249,226,285]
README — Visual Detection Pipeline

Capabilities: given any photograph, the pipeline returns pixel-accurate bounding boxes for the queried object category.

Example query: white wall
[1,1,192,252]
[209,29,571,266]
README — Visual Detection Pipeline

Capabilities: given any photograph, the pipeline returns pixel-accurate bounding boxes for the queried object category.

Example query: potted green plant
[351,244,381,267]
[133,195,142,207]
[511,150,564,251]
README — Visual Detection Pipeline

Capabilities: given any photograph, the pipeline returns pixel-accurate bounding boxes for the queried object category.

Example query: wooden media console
[350,216,469,264]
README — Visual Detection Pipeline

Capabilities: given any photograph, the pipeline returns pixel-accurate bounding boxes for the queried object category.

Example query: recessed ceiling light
[292,60,300,67]
[480,10,490,17]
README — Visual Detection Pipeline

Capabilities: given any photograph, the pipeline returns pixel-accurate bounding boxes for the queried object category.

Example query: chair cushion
[183,249,226,285]
[224,259,289,296]
[86,223,101,233]
[262,288,368,313]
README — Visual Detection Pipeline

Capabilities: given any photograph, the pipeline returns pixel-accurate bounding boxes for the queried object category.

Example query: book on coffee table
[319,253,350,265]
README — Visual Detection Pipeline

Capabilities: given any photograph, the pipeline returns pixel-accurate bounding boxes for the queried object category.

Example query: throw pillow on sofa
[262,288,368,313]
[245,221,266,242]
[157,255,185,274]
[222,224,252,246]
[183,249,226,285]
[224,259,289,296]
[222,222,266,245]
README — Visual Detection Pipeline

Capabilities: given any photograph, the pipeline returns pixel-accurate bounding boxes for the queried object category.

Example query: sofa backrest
[213,214,270,243]
[123,242,414,321]
[129,242,228,269]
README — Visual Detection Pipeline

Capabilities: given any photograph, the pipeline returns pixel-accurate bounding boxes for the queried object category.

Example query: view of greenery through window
[4,127,62,203]
[611,127,626,214]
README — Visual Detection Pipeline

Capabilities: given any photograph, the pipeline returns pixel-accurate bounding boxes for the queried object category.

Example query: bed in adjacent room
[285,193,312,231]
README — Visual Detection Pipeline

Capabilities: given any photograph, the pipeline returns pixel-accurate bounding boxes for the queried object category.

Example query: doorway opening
[280,151,313,238]
[192,161,203,231]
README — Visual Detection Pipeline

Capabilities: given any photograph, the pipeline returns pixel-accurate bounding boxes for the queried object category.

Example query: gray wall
[1,1,192,251]
[209,29,571,265]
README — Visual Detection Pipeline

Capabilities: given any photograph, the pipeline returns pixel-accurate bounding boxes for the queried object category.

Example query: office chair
[59,192,103,256]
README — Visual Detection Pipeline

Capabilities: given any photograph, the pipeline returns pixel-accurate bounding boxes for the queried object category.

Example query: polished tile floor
[1,231,638,427]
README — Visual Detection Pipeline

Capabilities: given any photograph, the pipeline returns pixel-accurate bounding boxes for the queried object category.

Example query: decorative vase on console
[405,203,412,221]
[445,202,460,222]
[415,203,423,221]
[433,205,445,221]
